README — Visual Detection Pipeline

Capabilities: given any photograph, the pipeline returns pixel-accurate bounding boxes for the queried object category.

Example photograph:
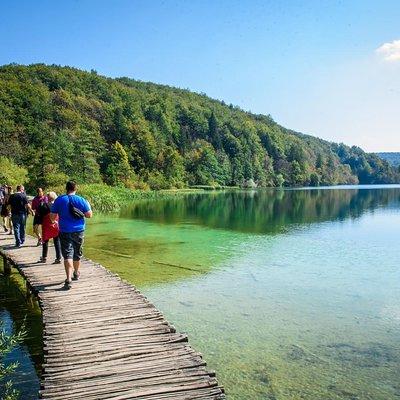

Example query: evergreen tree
[105,141,136,187]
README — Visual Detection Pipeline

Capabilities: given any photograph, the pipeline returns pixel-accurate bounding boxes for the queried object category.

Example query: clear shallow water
[0,270,42,399]
[84,186,400,400]
[2,186,400,399]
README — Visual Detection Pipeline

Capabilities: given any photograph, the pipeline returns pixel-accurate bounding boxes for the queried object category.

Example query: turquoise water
[2,186,400,399]
[84,186,400,399]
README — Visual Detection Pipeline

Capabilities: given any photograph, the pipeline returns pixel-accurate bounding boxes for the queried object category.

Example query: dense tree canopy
[377,152,400,168]
[0,64,398,190]
[0,157,28,186]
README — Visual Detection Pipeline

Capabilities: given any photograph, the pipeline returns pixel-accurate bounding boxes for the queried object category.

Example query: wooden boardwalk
[0,233,225,399]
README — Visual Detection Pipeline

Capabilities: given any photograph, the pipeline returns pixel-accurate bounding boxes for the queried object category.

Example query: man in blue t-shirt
[50,181,92,290]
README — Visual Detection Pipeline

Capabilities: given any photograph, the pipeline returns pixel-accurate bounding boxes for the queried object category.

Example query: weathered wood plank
[0,233,225,399]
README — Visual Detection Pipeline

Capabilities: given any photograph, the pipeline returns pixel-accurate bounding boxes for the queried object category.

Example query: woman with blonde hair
[38,191,61,264]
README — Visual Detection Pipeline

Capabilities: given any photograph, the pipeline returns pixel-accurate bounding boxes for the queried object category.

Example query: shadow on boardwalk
[0,233,225,400]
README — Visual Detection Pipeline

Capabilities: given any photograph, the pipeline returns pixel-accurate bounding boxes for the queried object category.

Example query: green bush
[49,183,202,213]
[146,172,170,190]
[0,158,28,187]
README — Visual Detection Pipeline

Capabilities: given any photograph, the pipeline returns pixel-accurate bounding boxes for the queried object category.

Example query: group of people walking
[0,181,92,290]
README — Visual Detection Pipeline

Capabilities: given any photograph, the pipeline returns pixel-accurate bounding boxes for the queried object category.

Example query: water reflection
[140,203,400,399]
[2,186,400,400]
[0,271,42,399]
[121,187,400,234]
[86,186,400,288]
[86,186,400,399]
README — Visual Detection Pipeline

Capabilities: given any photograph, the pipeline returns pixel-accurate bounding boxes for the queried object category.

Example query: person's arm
[83,199,93,218]
[27,202,34,215]
[31,198,37,214]
[84,210,93,218]
[24,196,33,215]
[50,199,59,223]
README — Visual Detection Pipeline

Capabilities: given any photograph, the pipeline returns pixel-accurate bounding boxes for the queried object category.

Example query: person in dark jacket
[8,185,29,247]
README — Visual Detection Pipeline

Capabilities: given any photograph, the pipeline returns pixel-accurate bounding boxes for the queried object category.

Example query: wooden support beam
[3,255,11,275]
[26,280,33,298]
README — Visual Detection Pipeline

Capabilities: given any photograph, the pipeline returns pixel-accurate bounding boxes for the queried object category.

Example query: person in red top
[31,187,48,246]
[38,191,61,264]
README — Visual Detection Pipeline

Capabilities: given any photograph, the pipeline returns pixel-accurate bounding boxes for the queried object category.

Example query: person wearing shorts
[50,181,92,290]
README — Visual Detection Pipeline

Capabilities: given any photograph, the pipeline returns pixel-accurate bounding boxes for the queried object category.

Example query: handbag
[42,214,60,241]
[68,195,85,219]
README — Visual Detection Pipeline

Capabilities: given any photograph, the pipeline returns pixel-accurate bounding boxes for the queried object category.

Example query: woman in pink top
[31,187,48,246]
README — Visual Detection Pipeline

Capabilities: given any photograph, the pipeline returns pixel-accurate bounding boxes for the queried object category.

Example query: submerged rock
[286,344,323,364]
[179,300,194,307]
[327,384,359,400]
[324,342,398,368]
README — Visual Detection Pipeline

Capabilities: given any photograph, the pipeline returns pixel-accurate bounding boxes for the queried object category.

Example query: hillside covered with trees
[0,64,399,190]
[377,153,400,168]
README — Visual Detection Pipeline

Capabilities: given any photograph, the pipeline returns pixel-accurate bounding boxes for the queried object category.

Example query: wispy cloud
[376,39,400,62]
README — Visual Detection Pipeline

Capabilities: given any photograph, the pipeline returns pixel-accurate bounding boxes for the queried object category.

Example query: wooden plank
[0,233,225,399]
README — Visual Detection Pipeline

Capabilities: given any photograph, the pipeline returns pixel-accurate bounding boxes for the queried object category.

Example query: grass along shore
[49,184,206,213]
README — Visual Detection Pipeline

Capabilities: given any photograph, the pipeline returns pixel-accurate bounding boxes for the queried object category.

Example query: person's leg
[20,214,26,244]
[33,224,42,244]
[7,216,12,235]
[59,233,73,288]
[72,260,80,277]
[42,240,49,260]
[64,259,73,281]
[11,215,21,246]
[72,231,84,279]
[2,215,8,232]
[53,236,61,261]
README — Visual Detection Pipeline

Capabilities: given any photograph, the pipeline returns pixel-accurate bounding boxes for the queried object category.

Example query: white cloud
[376,39,400,62]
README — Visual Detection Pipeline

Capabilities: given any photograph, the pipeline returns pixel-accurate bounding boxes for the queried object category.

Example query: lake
[2,185,400,399]
[0,273,42,399]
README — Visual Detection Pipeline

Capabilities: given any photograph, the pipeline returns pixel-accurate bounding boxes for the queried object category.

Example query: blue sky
[1,0,399,151]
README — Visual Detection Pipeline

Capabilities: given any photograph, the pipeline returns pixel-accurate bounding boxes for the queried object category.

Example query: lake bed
[84,186,400,399]
[2,186,399,399]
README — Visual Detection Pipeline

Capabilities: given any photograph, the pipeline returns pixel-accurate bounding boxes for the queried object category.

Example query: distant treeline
[377,152,400,168]
[0,63,399,190]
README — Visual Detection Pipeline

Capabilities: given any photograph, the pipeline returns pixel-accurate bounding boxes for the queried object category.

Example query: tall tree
[105,141,136,187]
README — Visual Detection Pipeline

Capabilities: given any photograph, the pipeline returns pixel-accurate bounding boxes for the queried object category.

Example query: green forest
[377,152,400,167]
[0,63,399,190]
